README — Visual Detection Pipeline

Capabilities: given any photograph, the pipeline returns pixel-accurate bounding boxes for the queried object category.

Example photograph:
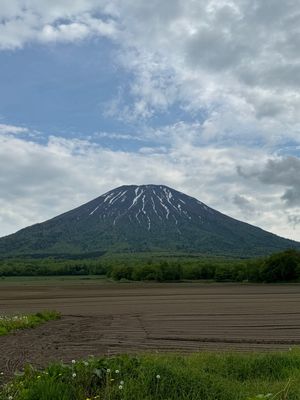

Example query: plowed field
[1,281,299,376]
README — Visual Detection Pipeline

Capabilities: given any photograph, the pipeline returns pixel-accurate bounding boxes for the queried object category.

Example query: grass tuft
[0,311,61,336]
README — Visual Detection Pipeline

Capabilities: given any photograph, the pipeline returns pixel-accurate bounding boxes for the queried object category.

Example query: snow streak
[87,185,209,230]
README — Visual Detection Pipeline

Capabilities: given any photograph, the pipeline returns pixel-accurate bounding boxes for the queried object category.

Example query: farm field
[0,281,300,378]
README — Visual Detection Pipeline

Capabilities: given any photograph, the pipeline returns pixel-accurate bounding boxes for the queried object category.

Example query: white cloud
[93,131,145,141]
[0,1,117,48]
[39,17,117,43]
[238,156,300,208]
[0,124,29,135]
[40,23,90,43]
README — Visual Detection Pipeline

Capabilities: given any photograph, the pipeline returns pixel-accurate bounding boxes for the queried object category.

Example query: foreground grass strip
[1,351,300,399]
[0,311,61,336]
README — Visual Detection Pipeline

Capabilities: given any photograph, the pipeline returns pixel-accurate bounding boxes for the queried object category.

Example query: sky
[0,0,300,241]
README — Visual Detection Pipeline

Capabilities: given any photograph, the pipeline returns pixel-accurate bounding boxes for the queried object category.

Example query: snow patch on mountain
[85,184,212,231]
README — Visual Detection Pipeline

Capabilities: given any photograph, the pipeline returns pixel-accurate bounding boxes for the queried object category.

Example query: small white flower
[8,396,13,400]
[156,374,161,380]
[120,380,124,385]
[115,369,120,374]
[106,369,111,373]
[71,360,76,364]
[72,373,76,378]
[118,385,123,390]
[84,361,89,366]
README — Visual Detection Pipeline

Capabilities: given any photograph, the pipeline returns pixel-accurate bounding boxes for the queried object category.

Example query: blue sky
[0,0,300,240]
[0,41,127,136]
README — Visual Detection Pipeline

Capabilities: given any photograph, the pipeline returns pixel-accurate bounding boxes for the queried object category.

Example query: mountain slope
[0,184,299,257]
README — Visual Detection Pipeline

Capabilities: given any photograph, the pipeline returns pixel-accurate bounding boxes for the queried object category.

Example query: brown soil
[0,281,300,378]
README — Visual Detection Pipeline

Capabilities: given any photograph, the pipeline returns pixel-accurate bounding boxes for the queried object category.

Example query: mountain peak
[90,184,205,231]
[108,183,179,192]
[0,184,299,257]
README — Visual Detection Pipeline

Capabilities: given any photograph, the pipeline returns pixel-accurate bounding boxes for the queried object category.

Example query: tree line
[107,249,300,283]
[0,249,299,283]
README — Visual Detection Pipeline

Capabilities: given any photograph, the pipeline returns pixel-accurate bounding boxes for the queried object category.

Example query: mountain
[0,184,299,258]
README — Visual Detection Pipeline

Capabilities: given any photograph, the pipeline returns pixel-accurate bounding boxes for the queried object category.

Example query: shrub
[262,249,300,282]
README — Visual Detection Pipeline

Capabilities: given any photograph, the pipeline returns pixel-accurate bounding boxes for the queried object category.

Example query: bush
[109,265,134,281]
[262,249,300,282]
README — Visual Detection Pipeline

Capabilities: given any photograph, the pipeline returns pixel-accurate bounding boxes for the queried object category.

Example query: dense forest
[0,249,299,283]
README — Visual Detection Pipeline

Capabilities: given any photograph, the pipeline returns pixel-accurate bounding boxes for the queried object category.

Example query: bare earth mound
[1,281,300,378]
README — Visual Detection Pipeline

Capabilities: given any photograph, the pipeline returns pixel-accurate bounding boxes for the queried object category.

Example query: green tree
[262,249,300,282]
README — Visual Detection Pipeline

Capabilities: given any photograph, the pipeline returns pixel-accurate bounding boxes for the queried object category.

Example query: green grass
[0,275,111,287]
[1,351,300,399]
[0,310,61,336]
